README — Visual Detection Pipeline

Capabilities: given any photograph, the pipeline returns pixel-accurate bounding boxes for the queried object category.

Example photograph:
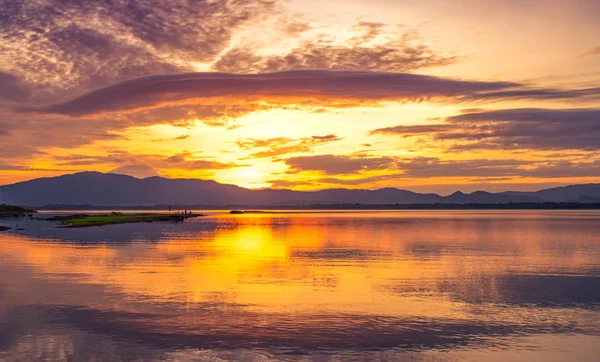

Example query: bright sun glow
[235,167,267,189]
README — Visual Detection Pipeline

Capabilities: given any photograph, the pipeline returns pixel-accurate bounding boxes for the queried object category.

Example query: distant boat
[230,210,245,214]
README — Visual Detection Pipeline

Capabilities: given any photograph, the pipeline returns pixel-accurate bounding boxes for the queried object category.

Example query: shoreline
[0,205,37,218]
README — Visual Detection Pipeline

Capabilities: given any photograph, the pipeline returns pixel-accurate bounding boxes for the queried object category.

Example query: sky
[1,0,599,194]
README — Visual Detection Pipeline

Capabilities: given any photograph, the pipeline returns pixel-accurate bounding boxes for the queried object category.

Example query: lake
[1,210,599,361]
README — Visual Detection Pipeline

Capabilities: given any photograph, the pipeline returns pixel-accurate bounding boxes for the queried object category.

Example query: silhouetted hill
[501,184,600,202]
[443,190,542,204]
[0,172,598,206]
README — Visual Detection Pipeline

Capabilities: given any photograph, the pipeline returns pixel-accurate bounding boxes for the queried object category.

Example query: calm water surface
[1,210,599,361]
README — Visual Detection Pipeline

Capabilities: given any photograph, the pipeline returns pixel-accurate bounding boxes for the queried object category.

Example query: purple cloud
[372,108,600,151]
[20,71,519,116]
[285,154,395,175]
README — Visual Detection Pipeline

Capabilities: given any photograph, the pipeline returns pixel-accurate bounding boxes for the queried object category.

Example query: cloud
[153,134,190,142]
[579,46,600,59]
[397,158,600,179]
[118,103,271,129]
[285,154,395,175]
[236,134,342,158]
[279,154,600,185]
[18,71,515,116]
[0,72,30,102]
[0,100,267,160]
[395,157,531,178]
[1,0,277,99]
[267,179,315,188]
[371,124,454,135]
[212,21,456,73]
[165,152,247,170]
[53,152,133,167]
[0,163,75,172]
[45,150,248,174]
[236,137,293,150]
[21,70,600,118]
[311,134,341,142]
[372,108,600,151]
[290,157,532,181]
[0,111,127,159]
[522,160,600,178]
[316,174,404,186]
[110,164,158,179]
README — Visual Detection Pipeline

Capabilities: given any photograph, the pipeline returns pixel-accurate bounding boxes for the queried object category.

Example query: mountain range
[0,171,599,207]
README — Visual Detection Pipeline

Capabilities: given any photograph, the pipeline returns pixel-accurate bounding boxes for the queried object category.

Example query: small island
[47,212,204,228]
[229,210,268,214]
[0,204,36,217]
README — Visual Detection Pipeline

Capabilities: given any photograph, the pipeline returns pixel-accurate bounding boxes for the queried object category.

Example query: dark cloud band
[20,70,600,117]
[372,108,600,151]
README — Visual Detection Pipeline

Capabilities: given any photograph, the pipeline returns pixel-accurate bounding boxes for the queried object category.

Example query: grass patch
[47,213,203,228]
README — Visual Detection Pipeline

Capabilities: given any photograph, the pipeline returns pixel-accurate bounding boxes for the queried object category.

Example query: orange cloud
[236,134,342,158]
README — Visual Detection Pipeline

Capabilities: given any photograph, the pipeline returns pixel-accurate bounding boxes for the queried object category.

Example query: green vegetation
[47,212,203,228]
[0,204,36,217]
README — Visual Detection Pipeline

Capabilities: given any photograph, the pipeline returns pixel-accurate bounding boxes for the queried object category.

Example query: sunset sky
[1,0,599,194]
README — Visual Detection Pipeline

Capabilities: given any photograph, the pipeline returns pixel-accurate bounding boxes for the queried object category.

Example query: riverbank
[47,213,204,228]
[0,204,36,217]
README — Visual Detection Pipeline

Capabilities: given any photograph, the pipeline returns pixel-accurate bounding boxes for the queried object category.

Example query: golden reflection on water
[1,211,600,360]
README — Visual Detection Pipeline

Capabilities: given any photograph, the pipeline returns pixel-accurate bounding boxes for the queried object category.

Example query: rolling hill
[0,172,598,207]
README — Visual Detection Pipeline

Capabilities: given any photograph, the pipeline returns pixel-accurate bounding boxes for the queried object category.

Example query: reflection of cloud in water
[386,274,600,310]
[1,304,590,355]
[439,275,600,309]
[0,305,165,361]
